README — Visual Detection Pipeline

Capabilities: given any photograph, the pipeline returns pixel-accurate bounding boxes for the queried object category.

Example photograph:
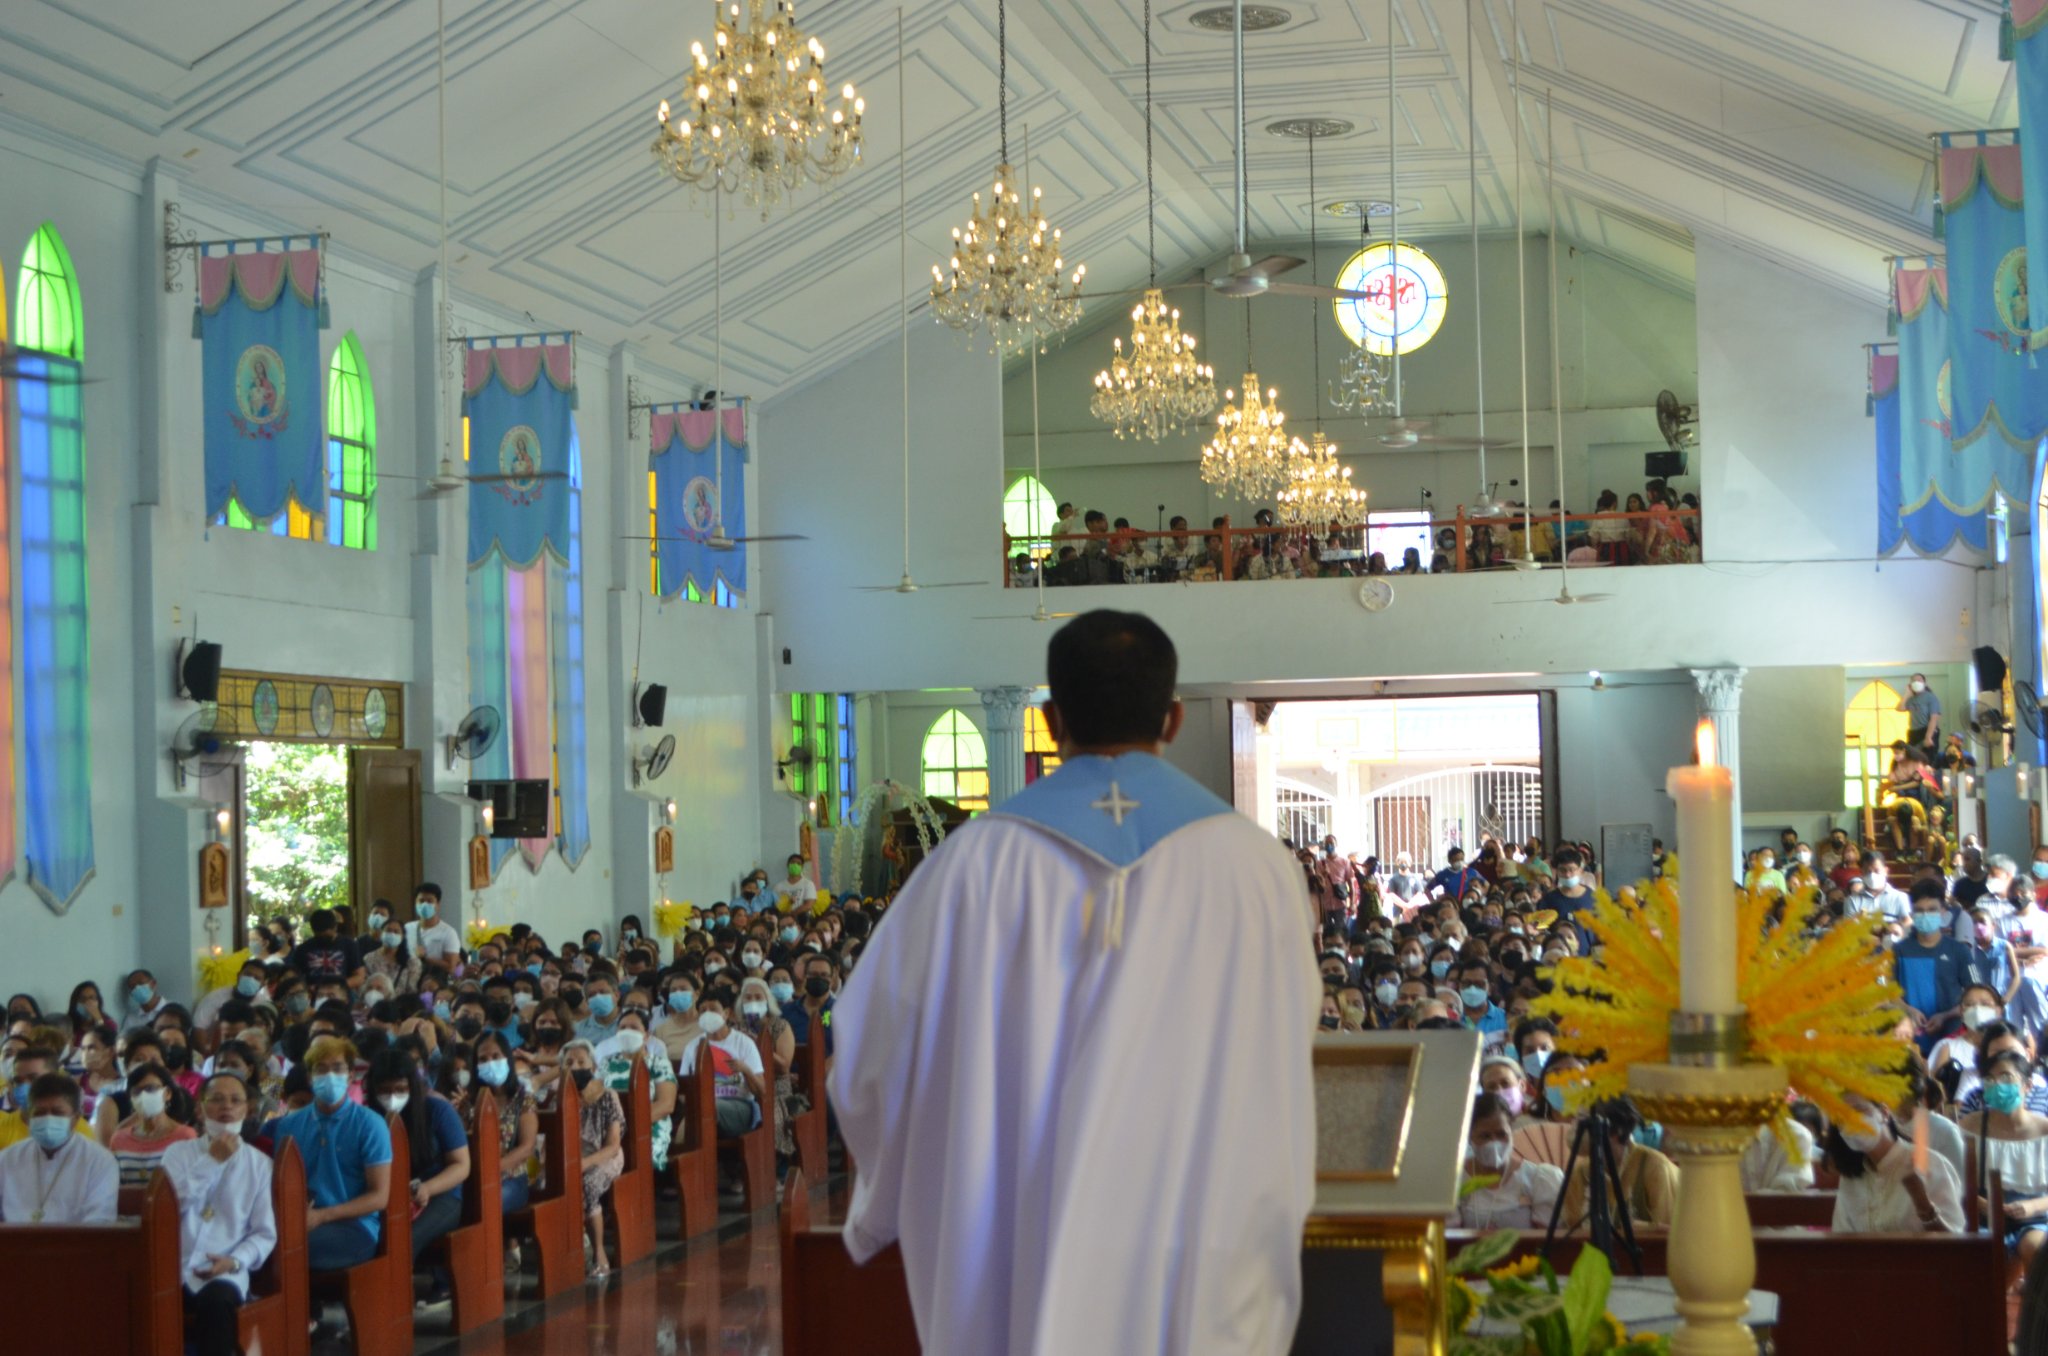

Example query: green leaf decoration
[1450,1336,1527,1356]
[1459,1173,1503,1200]
[1561,1244,1614,1352]
[1448,1229,1522,1276]
[1481,1289,1564,1325]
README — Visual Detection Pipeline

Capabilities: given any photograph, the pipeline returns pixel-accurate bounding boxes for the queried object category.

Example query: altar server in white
[160,1072,277,1356]
[0,1072,118,1223]
[831,610,1321,1356]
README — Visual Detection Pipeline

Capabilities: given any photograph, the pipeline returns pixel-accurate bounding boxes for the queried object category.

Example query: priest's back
[830,749,1321,1356]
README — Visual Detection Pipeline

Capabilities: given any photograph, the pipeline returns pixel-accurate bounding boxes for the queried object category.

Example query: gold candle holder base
[1629,1054,1787,1356]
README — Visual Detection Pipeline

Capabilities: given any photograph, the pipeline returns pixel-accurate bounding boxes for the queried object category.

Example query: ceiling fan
[856,12,983,596]
[388,463,568,500]
[976,601,1079,624]
[625,529,807,552]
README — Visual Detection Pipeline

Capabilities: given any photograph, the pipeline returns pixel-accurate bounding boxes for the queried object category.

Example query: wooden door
[1375,795,1431,867]
[350,748,423,924]
[194,747,248,949]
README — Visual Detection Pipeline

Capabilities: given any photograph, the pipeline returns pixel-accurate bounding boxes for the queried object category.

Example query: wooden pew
[720,1026,779,1213]
[790,1035,830,1185]
[424,1088,504,1335]
[309,1114,414,1356]
[1744,1191,1835,1229]
[780,1168,920,1356]
[1451,1227,2008,1354]
[671,1040,720,1238]
[239,1138,311,1356]
[505,1091,585,1298]
[611,1059,657,1267]
[0,1172,184,1355]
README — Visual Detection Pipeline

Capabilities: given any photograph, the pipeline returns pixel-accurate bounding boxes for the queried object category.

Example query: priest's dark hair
[1047,610,1177,748]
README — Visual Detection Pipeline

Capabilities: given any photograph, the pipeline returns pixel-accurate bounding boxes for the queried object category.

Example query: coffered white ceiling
[0,0,2013,397]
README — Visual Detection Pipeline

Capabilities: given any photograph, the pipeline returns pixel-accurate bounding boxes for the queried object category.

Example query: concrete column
[978,686,1031,808]
[1690,667,1747,880]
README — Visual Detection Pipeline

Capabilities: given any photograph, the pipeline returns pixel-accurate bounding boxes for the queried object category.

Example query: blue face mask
[235,976,262,999]
[781,926,799,944]
[1430,961,1452,979]
[2033,862,2048,881]
[72,1001,92,1019]
[588,994,616,1019]
[477,1058,511,1088]
[1986,1082,2025,1115]
[1522,1049,1551,1079]
[433,1001,452,1022]
[1632,1122,1664,1151]
[13,1080,33,1109]
[585,940,603,957]
[311,1073,350,1107]
[666,991,695,1014]
[29,1115,70,1151]
[1913,912,1944,936]
[526,962,543,977]
[1460,985,1489,1010]
[770,982,795,1005]
[416,901,437,921]
[1545,1085,1568,1114]
[130,983,154,1007]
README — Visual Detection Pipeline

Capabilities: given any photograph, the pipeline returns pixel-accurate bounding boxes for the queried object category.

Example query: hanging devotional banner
[2014,0,2048,337]
[1939,137,2046,458]
[197,244,327,527]
[649,402,748,600]
[464,339,576,570]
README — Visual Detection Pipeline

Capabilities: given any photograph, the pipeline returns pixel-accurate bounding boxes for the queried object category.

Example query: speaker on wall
[466,778,552,838]
[181,641,223,703]
[1645,450,1689,479]
[1974,646,2008,692]
[637,683,668,728]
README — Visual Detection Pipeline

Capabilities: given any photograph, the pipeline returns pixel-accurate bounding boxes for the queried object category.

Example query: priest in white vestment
[162,1072,278,1356]
[831,611,1321,1356]
[0,1073,119,1223]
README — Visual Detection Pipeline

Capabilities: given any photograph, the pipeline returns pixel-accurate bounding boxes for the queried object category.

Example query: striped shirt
[109,1121,197,1188]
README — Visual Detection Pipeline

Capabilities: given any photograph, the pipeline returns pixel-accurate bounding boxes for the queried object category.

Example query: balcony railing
[1001,507,1701,586]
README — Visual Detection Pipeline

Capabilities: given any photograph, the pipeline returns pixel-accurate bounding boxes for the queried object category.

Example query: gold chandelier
[1276,430,1365,530]
[929,0,1085,352]
[1201,372,1301,501]
[1089,0,1215,438]
[1091,290,1216,440]
[651,0,863,212]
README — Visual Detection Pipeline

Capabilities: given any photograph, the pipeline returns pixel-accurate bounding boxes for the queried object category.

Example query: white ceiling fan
[857,11,983,595]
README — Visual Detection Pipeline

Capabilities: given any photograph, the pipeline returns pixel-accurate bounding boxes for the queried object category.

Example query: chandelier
[651,0,864,212]
[1201,373,1301,501]
[1089,0,1216,438]
[1328,219,1393,413]
[1276,430,1365,530]
[1090,290,1216,440]
[929,0,1085,352]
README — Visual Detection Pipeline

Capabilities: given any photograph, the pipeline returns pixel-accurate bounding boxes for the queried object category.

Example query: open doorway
[1250,694,1549,871]
[243,743,352,939]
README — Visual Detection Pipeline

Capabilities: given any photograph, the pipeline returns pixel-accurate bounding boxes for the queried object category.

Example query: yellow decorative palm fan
[654,899,693,938]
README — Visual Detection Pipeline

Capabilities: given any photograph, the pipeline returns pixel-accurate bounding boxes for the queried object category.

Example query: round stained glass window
[1331,242,1449,357]
[362,689,389,740]
[309,684,336,738]
[250,680,280,737]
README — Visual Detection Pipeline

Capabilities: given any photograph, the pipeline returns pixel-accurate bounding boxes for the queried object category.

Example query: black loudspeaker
[1645,450,1689,478]
[638,684,668,727]
[1975,646,2009,692]
[467,779,553,838]
[181,641,223,702]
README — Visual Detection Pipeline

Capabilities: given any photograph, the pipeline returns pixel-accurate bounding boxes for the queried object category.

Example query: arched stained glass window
[1004,475,1058,559]
[325,333,377,550]
[1844,680,1909,808]
[16,223,81,361]
[1025,704,1061,784]
[921,708,988,813]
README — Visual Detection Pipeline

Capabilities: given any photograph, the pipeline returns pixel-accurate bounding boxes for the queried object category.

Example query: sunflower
[1485,1253,1543,1284]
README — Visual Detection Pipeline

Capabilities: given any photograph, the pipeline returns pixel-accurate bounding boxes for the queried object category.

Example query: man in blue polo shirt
[1453,961,1507,1043]
[1893,881,1972,1054]
[271,1035,393,1271]
[1428,847,1482,901]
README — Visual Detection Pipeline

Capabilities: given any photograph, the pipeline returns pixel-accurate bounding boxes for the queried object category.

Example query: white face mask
[741,1001,768,1019]
[454,1068,473,1089]
[1964,1004,2001,1031]
[381,1092,410,1115]
[614,1029,646,1055]
[133,1088,168,1120]
[1471,1139,1512,1172]
[1911,680,1927,693]
[1795,850,1812,865]
[204,1117,242,1140]
[697,1011,727,1037]
[1868,872,1888,890]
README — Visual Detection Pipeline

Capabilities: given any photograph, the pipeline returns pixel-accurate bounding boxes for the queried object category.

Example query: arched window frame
[1003,474,1059,560]
[1844,679,1910,808]
[325,332,377,550]
[921,708,989,813]
[1025,704,1061,784]
[16,224,81,361]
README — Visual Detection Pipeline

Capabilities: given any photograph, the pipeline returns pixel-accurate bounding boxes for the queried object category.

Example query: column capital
[1689,666,1747,714]
[977,685,1032,722]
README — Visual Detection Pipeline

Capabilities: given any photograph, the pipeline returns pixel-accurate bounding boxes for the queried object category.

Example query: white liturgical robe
[160,1134,277,1297]
[830,751,1321,1356]
[0,1131,119,1224]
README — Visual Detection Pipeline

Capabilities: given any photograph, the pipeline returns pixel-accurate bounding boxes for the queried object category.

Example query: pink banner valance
[1939,143,2025,210]
[463,342,575,398]
[1892,264,1948,321]
[1869,350,1899,399]
[2016,0,2048,34]
[197,248,320,315]
[650,405,746,454]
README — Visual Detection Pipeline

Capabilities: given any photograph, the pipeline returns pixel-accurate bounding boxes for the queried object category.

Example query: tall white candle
[1668,719,1739,1016]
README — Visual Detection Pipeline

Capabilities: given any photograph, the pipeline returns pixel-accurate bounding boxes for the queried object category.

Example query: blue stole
[989,751,1235,869]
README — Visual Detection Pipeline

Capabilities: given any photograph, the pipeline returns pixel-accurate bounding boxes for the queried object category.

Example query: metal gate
[1358,764,1542,869]
[1275,777,1335,848]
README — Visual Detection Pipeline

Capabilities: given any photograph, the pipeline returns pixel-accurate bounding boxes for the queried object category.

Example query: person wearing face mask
[733,976,805,1165]
[1960,907,2021,1010]
[1453,963,1505,1039]
[1898,671,1943,756]
[0,1070,118,1222]
[1366,965,1404,1027]
[595,1006,677,1169]
[575,972,624,1045]
[194,958,276,1039]
[272,1036,394,1273]
[120,968,171,1034]
[559,1039,626,1277]
[1929,984,2007,1106]
[1963,1049,2048,1261]
[109,1061,198,1186]
[401,883,461,967]
[1535,850,1595,941]
[1,1046,94,1148]
[1829,1091,1963,1233]
[2005,868,2048,1042]
[773,852,819,915]
[363,919,423,996]
[1744,848,1786,898]
[469,1031,538,1214]
[1893,883,1974,1051]
[1849,851,1912,924]
[158,1073,277,1356]
[1455,1091,1563,1229]
[1477,1056,1535,1128]
[364,1047,470,1271]
[654,975,701,1064]
[678,995,768,1141]
[782,956,837,1055]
